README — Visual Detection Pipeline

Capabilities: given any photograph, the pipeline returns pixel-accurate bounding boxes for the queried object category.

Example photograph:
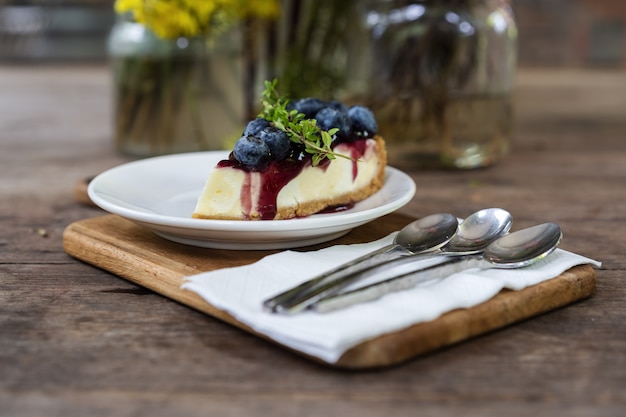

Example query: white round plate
[88,151,416,250]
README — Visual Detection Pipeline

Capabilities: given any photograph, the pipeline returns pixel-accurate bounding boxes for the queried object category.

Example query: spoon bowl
[314,222,563,313]
[394,212,459,253]
[484,222,562,268]
[443,208,513,253]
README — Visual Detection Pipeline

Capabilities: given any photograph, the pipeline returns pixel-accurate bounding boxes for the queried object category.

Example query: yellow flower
[114,0,278,39]
[144,2,199,38]
[237,0,280,19]
[114,0,140,15]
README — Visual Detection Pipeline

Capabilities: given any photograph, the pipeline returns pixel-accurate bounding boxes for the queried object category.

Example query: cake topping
[315,107,352,140]
[289,97,326,118]
[256,126,291,160]
[231,79,379,171]
[232,135,272,171]
[347,106,378,138]
[243,117,271,137]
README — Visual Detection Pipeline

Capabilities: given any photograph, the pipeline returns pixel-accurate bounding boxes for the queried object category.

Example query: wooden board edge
[63,220,244,327]
[335,264,597,369]
[62,219,329,362]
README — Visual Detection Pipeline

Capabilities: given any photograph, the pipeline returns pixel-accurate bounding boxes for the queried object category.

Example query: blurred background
[0,0,625,68]
[1,0,625,161]
[0,0,114,62]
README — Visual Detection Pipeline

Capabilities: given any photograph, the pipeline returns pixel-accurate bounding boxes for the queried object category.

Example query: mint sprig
[259,79,348,166]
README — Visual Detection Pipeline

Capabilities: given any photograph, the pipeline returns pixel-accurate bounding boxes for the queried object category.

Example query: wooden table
[1,65,624,416]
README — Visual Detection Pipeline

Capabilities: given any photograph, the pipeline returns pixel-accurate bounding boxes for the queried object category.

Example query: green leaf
[256,79,354,166]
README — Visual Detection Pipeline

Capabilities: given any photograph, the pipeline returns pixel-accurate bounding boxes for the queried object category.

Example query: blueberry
[233,135,271,170]
[348,106,378,137]
[257,126,290,160]
[243,118,270,137]
[292,98,326,118]
[314,107,352,139]
[327,100,349,113]
[287,141,307,161]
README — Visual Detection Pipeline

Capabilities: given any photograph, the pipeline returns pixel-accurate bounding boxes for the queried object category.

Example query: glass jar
[108,17,244,157]
[358,0,517,169]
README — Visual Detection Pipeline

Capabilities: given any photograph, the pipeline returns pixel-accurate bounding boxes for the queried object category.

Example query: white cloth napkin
[181,233,601,364]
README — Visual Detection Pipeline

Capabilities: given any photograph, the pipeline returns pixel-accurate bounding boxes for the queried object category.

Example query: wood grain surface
[2,66,625,417]
[63,214,597,369]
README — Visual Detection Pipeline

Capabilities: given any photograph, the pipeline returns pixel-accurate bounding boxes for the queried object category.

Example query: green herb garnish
[259,79,348,166]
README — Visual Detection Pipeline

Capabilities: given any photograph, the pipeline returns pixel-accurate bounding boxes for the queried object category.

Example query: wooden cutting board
[63,214,596,369]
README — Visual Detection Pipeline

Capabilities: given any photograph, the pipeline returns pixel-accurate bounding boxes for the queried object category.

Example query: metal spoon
[435,207,513,256]
[262,212,459,313]
[314,222,562,313]
[264,208,512,314]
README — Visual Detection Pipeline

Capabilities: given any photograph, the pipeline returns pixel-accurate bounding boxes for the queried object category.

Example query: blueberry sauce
[348,139,368,181]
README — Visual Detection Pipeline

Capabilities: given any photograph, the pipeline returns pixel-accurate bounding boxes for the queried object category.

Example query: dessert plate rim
[88,151,416,250]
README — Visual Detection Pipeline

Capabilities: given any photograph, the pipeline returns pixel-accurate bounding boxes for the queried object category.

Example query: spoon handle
[264,250,461,315]
[312,256,490,313]
[262,243,412,313]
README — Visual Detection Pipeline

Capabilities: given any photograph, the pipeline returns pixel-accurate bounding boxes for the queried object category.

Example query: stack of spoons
[263,208,563,314]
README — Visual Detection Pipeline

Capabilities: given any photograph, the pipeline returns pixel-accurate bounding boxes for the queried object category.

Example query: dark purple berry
[327,100,349,113]
[292,98,326,118]
[233,135,271,170]
[314,107,352,139]
[257,126,290,160]
[287,141,307,161]
[348,106,378,137]
[243,118,271,137]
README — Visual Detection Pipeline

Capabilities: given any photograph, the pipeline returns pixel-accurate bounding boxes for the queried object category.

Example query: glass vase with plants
[109,0,279,156]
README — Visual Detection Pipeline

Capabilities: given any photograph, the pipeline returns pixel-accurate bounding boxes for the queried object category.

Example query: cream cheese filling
[193,138,382,220]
